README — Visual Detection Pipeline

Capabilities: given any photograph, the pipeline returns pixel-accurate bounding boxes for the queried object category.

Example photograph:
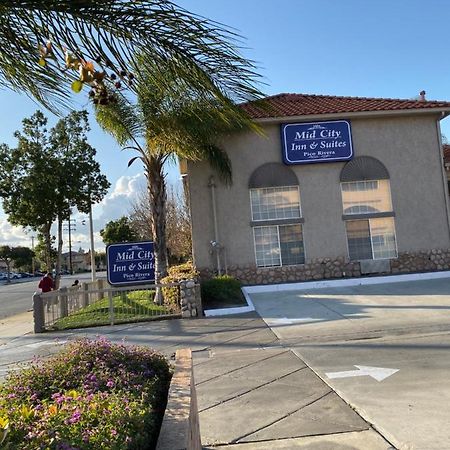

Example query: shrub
[201,275,244,308]
[160,261,199,307]
[0,338,171,449]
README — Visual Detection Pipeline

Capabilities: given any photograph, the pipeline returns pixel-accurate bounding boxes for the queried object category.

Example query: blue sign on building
[281,120,353,165]
[106,241,155,286]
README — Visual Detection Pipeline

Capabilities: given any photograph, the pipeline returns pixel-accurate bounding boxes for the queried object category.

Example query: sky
[2,0,450,253]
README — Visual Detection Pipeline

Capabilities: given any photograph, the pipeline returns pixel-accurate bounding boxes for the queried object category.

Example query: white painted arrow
[268,317,320,326]
[325,365,399,382]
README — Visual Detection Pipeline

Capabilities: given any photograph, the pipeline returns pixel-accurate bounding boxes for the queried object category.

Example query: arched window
[340,157,397,261]
[249,163,305,267]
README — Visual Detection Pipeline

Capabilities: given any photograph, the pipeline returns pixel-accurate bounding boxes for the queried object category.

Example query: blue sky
[1,0,450,250]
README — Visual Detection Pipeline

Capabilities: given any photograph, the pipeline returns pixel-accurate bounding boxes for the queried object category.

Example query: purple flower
[68,410,81,424]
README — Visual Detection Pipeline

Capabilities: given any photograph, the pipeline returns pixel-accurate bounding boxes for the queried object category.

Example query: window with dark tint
[346,220,372,260]
[279,224,305,265]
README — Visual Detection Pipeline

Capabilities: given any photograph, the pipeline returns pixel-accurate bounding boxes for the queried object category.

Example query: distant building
[61,250,89,273]
[184,92,450,284]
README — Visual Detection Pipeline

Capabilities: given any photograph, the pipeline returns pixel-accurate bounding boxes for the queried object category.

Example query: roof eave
[249,107,450,124]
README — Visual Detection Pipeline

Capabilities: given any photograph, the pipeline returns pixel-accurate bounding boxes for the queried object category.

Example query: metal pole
[89,205,96,281]
[68,217,73,275]
[31,236,35,274]
[208,176,222,275]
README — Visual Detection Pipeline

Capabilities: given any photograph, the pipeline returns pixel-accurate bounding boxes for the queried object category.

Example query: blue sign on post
[106,241,155,286]
[281,120,353,165]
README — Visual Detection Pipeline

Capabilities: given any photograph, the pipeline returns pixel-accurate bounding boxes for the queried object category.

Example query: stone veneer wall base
[199,249,450,285]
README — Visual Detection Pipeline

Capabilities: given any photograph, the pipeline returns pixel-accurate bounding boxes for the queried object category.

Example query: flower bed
[0,338,172,449]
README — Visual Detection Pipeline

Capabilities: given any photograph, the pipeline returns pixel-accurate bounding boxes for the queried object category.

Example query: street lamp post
[79,208,96,281]
[89,205,96,281]
[64,217,77,275]
[31,235,35,274]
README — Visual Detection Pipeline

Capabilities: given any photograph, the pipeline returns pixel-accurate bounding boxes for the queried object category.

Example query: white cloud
[94,172,146,226]
[0,218,31,247]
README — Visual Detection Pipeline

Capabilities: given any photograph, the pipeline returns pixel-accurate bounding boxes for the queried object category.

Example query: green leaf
[71,80,83,93]
[127,156,141,167]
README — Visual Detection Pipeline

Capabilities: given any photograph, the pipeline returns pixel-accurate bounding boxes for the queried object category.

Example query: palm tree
[0,0,261,111]
[95,58,259,302]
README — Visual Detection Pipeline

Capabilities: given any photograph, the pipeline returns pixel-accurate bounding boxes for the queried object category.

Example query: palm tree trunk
[42,223,52,272]
[146,154,168,305]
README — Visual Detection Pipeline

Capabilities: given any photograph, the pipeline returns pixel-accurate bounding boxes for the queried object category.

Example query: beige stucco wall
[187,114,450,270]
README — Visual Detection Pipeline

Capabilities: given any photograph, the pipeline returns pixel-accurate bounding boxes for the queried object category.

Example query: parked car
[18,272,33,278]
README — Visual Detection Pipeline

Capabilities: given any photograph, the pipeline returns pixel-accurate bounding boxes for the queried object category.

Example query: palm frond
[94,93,142,147]
[194,144,232,184]
[1,0,263,112]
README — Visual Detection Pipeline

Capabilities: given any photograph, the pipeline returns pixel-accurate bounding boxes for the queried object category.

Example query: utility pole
[31,235,35,274]
[64,218,77,274]
[89,206,96,281]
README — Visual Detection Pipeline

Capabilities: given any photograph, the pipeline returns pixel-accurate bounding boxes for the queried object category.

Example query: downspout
[208,176,222,275]
[436,113,450,241]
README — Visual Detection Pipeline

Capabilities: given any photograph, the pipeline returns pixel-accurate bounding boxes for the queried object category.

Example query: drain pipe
[208,176,222,275]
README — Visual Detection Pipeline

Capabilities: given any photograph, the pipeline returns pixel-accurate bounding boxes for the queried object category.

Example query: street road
[248,276,450,450]
[0,272,106,319]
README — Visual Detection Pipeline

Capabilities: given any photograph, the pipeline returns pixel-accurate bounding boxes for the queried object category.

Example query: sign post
[281,120,353,165]
[106,241,155,286]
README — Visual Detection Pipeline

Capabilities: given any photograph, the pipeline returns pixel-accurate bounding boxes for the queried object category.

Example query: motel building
[182,92,450,285]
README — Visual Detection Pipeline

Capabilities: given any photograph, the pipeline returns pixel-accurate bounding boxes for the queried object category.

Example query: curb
[156,349,201,450]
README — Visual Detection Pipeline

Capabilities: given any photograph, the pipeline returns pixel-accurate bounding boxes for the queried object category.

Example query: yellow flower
[66,389,79,399]
[20,405,34,420]
[0,416,8,429]
[48,404,58,416]
[89,402,98,411]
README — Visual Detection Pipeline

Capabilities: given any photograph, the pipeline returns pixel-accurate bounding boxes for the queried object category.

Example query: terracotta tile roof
[443,144,450,165]
[241,93,450,120]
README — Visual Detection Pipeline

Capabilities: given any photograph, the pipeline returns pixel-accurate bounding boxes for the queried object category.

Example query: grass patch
[53,290,175,330]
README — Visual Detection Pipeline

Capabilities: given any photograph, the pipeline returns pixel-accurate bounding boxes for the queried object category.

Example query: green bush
[0,338,171,449]
[160,261,199,307]
[201,275,245,308]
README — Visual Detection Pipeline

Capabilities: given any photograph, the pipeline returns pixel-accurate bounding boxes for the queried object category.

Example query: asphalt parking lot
[248,275,450,450]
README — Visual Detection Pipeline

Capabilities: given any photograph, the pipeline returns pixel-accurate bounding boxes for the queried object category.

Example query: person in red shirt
[38,272,54,293]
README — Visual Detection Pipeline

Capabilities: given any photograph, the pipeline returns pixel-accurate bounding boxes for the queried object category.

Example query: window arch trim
[249,162,298,189]
[340,156,390,182]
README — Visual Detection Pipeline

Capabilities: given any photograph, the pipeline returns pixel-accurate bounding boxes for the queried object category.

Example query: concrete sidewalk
[0,312,393,449]
[0,310,34,344]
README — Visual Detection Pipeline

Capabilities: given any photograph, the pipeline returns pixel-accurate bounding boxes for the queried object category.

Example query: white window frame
[340,179,393,215]
[253,225,282,267]
[344,217,398,261]
[249,185,302,222]
[253,223,305,268]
